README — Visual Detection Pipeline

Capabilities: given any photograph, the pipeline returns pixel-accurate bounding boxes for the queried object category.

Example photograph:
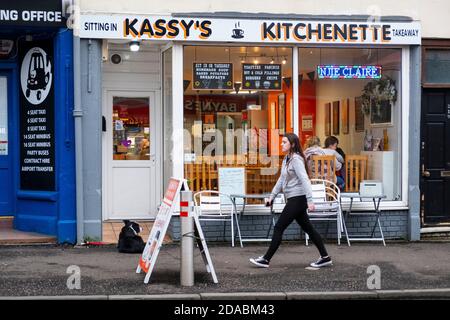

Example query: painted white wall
[102,43,161,90]
[80,0,450,38]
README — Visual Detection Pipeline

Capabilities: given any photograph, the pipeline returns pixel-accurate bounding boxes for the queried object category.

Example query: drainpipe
[73,0,84,245]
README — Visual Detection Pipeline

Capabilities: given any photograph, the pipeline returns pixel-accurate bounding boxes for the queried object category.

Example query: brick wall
[168,210,409,243]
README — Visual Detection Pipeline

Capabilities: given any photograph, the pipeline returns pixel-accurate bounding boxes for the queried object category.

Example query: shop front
[0,0,76,243]
[78,13,421,242]
[420,39,450,230]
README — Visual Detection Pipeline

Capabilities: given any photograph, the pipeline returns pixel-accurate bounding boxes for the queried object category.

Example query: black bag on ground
[117,220,146,253]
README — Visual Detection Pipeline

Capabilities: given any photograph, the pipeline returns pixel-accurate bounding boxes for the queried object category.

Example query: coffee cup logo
[231,22,244,39]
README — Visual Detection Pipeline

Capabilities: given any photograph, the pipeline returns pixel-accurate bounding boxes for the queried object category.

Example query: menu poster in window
[19,40,55,191]
[332,101,340,135]
[193,63,233,90]
[242,64,282,90]
[218,167,245,206]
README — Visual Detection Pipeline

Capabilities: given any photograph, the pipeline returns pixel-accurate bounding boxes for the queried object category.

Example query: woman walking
[249,133,332,268]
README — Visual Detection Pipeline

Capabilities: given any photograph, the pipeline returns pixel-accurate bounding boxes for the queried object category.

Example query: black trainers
[310,256,333,268]
[249,256,270,268]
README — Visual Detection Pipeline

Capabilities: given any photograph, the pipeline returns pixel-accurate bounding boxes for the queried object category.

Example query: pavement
[1,241,450,299]
[0,217,56,245]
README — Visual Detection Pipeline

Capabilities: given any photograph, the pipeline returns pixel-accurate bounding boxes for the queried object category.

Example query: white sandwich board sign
[136,177,217,284]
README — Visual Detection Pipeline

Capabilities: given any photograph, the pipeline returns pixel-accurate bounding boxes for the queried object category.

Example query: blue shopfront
[0,0,76,243]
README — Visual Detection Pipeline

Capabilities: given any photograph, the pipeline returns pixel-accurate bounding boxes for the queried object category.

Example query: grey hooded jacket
[269,153,314,205]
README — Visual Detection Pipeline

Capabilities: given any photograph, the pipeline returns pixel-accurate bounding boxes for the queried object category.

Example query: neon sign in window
[317,65,382,79]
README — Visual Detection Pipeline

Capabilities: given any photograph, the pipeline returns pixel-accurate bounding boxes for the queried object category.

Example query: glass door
[105,91,158,220]
[0,74,12,215]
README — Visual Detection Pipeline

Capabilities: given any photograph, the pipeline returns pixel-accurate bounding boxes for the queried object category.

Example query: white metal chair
[193,190,243,247]
[305,179,350,246]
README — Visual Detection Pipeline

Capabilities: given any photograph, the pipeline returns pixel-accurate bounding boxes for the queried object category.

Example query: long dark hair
[284,133,310,177]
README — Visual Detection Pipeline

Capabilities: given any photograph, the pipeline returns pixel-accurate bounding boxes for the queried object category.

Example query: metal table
[340,193,387,246]
[229,193,277,243]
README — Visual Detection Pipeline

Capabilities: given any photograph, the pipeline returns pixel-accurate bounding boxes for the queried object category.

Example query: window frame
[177,43,410,212]
[421,39,450,88]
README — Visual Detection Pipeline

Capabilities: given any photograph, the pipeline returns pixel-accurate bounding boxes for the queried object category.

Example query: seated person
[323,136,345,190]
[335,146,346,188]
[304,136,325,177]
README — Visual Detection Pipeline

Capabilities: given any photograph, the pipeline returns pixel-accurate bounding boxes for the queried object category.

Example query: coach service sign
[80,15,421,45]
[19,41,55,191]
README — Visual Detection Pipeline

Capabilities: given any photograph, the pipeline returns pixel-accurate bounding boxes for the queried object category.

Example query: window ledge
[236,202,409,215]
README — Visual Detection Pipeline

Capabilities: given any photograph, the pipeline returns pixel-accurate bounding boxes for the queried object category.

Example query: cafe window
[299,47,402,201]
[183,46,293,201]
[112,97,150,160]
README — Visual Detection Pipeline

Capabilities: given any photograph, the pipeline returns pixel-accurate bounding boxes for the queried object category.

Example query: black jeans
[263,195,328,261]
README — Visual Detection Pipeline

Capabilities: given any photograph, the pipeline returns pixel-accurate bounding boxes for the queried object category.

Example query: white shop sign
[79,14,421,45]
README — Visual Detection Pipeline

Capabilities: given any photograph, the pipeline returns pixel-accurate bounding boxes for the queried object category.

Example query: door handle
[441,171,450,177]
[422,170,430,177]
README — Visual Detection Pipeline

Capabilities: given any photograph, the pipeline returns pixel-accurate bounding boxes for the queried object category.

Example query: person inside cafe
[335,145,346,189]
[323,136,345,190]
[304,135,325,178]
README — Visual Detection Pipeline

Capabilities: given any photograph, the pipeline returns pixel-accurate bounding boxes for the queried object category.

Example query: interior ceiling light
[282,57,287,64]
[129,41,140,52]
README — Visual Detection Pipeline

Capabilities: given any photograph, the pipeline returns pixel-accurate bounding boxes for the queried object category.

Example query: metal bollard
[180,190,194,286]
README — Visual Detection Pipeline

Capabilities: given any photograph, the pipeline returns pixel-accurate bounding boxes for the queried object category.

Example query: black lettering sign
[242,64,282,91]
[263,22,276,39]
[193,63,233,90]
[19,40,55,191]
[0,0,66,27]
